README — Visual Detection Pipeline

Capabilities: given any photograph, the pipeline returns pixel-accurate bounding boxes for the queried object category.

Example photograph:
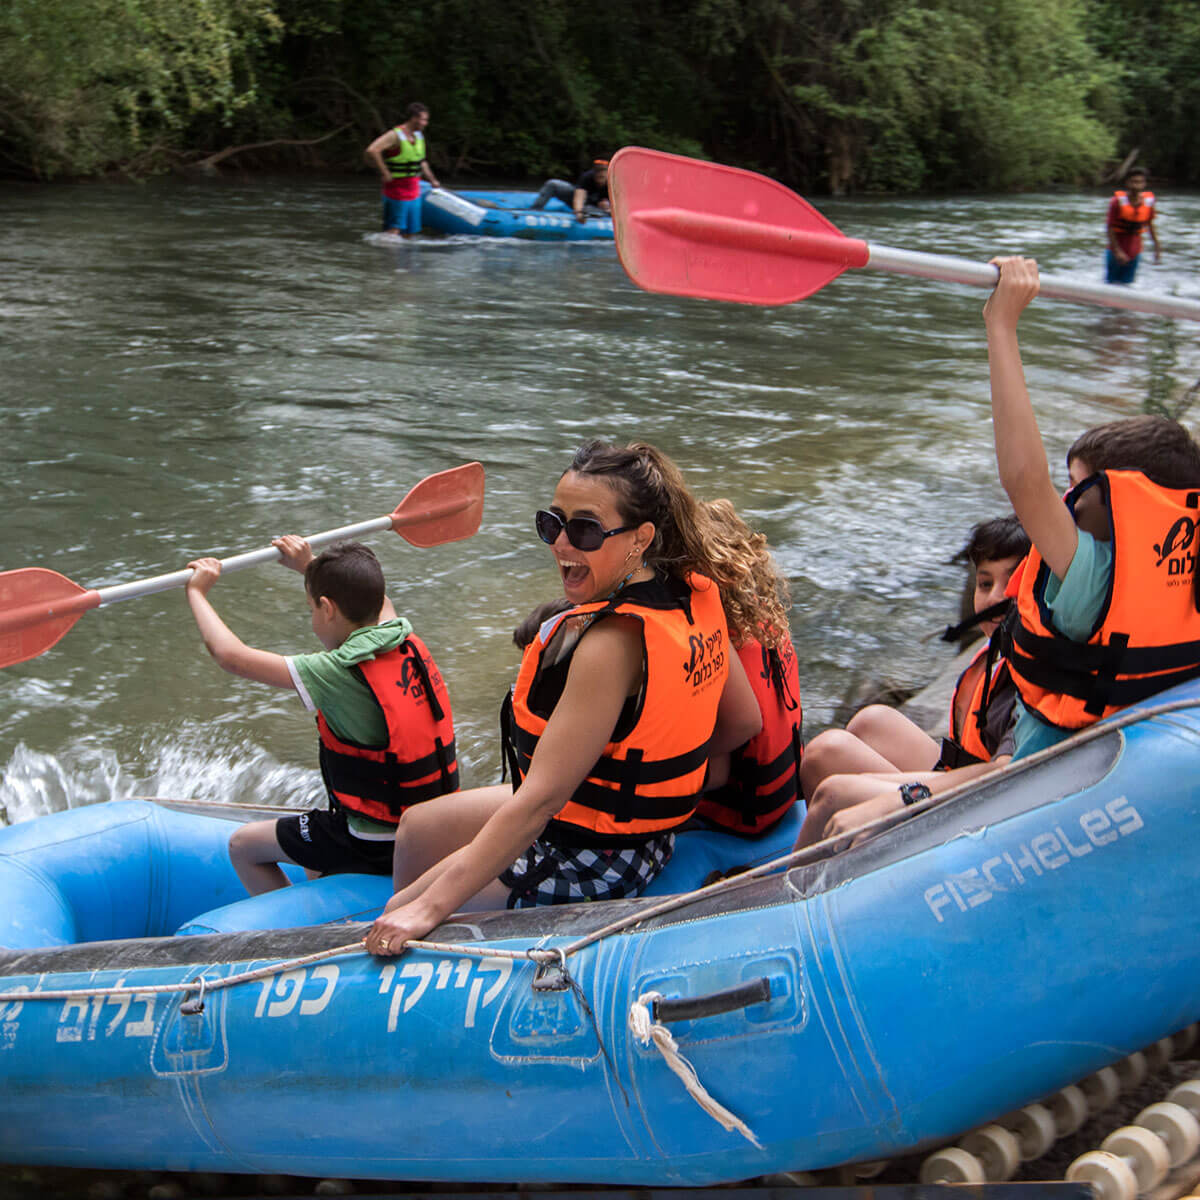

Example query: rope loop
[628,991,762,1149]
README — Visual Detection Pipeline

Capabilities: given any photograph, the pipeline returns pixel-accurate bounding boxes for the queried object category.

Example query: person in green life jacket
[364,103,442,236]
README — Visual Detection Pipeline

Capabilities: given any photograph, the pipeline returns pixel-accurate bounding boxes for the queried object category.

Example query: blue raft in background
[420,186,614,241]
[1,680,1200,1183]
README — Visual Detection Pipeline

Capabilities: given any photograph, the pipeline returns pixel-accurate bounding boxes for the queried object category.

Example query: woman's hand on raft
[185,557,222,597]
[365,901,436,957]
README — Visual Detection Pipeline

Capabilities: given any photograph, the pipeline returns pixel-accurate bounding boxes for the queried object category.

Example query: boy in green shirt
[186,537,458,895]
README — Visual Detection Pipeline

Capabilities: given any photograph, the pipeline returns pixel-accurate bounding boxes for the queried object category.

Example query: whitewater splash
[0,733,323,829]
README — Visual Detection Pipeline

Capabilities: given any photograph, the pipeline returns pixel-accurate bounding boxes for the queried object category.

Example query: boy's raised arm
[185,558,294,689]
[983,257,1079,580]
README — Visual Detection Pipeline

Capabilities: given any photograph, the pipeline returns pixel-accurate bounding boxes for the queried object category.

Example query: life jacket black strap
[565,778,699,822]
[971,636,1003,736]
[1010,621,1200,678]
[767,646,801,713]
[1010,645,1200,710]
[511,723,710,789]
[401,640,445,723]
[499,690,519,784]
[320,741,460,808]
[736,735,798,788]
[936,737,985,770]
[712,769,798,820]
[941,598,1012,644]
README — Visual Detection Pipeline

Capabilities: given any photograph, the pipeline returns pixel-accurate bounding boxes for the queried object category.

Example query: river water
[2,175,1199,826]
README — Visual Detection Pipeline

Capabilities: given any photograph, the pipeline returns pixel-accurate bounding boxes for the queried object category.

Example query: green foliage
[0,0,280,177]
[3,0,1198,189]
[1083,0,1200,184]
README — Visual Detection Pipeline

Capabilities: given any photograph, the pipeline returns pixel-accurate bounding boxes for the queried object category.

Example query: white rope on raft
[628,991,762,1148]
[0,939,558,1004]
[4,694,1196,1008]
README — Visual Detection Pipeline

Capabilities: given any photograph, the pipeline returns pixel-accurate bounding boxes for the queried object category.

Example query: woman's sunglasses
[535,509,634,552]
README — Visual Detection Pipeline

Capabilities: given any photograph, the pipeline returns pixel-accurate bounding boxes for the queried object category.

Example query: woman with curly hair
[693,499,803,836]
[365,440,763,954]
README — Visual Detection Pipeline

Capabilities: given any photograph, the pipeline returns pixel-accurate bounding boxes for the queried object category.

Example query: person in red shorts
[1105,166,1161,285]
[364,103,442,236]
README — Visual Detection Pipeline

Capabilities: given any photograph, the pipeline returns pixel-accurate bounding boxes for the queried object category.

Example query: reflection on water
[2,175,1199,822]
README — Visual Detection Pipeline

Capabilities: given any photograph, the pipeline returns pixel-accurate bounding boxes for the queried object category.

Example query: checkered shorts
[499,834,675,909]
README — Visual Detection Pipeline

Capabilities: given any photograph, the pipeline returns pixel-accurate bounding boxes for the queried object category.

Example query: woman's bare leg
[799,728,899,801]
[846,705,940,773]
[795,772,905,850]
[392,784,514,890]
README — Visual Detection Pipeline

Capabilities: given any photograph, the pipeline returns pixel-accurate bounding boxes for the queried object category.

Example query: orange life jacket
[694,638,803,835]
[318,633,459,823]
[943,641,1012,764]
[1006,470,1200,731]
[506,573,729,845]
[1111,190,1156,235]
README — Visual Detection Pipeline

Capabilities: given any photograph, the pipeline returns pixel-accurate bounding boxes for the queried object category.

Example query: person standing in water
[364,103,442,236]
[1105,166,1161,284]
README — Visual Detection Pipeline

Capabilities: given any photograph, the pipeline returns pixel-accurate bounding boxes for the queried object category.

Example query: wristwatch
[899,782,932,807]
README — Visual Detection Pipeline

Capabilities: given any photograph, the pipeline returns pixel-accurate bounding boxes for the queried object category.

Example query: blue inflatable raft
[2,682,1200,1183]
[420,187,614,241]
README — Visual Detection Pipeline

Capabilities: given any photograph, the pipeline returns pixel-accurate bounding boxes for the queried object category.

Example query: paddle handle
[866,242,1200,322]
[95,515,393,606]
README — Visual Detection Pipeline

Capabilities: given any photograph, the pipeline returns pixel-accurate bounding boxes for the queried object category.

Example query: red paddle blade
[610,147,869,306]
[0,569,102,668]
[390,461,485,548]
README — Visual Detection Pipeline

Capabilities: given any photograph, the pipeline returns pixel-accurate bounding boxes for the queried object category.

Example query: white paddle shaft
[95,515,393,606]
[865,243,1200,322]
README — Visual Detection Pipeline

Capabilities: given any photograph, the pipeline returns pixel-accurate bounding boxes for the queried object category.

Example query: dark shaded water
[2,175,1199,823]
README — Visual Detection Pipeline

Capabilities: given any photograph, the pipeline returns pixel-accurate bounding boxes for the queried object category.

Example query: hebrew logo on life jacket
[683,632,706,680]
[683,628,726,689]
[397,655,426,701]
[1155,515,1198,579]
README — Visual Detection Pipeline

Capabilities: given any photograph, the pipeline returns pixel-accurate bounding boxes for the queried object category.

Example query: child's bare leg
[795,772,904,850]
[846,705,940,774]
[392,784,514,890]
[228,820,301,896]
[799,728,899,801]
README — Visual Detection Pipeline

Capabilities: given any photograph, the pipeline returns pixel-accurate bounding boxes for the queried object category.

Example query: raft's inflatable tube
[2,682,1200,1182]
[0,798,794,945]
[420,187,614,241]
[0,802,305,950]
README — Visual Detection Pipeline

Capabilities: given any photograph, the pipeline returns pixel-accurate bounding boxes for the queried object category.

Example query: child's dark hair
[1067,416,1200,490]
[1071,416,1200,606]
[1122,165,1148,183]
[512,597,572,651]
[304,542,385,624]
[951,515,1030,569]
